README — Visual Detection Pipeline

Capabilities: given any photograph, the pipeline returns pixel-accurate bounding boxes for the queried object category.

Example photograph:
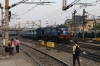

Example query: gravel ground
[21,41,100,66]
[0,37,100,66]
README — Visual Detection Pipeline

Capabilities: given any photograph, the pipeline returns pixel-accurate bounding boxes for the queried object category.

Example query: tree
[92,24,100,30]
[64,19,73,25]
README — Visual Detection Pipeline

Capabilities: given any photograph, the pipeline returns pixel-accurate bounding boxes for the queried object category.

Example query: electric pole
[55,22,56,26]
[82,9,85,42]
[18,22,20,29]
[27,21,29,29]
[39,20,41,27]
[94,20,96,39]
[73,10,77,37]
[32,21,34,29]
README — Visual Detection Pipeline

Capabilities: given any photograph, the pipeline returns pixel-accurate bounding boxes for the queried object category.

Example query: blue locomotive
[19,24,71,43]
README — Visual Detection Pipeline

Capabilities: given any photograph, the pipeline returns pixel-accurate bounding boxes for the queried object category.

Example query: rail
[21,43,70,66]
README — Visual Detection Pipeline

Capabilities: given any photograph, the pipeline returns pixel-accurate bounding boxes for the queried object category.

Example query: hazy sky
[0,0,100,27]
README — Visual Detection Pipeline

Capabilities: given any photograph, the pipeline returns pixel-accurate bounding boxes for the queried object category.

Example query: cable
[34,8,61,20]
[14,0,42,19]
[34,0,82,21]
[11,0,100,25]
[14,0,35,17]
[11,0,49,23]
[12,0,81,23]
[10,0,36,22]
[35,2,100,25]
[42,6,84,23]
[37,6,83,22]
[38,0,99,21]
[19,0,42,17]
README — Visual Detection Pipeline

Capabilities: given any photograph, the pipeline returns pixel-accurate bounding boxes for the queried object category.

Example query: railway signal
[8,11,11,21]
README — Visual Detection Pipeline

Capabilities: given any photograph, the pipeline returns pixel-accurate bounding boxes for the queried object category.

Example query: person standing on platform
[73,41,81,66]
[15,38,20,53]
[10,39,15,55]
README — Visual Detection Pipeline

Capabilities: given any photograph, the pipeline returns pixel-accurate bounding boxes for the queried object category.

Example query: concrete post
[5,0,9,46]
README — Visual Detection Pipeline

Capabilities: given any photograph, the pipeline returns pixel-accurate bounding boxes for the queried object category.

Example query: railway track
[78,42,100,51]
[20,43,70,66]
[54,44,100,62]
[20,37,100,62]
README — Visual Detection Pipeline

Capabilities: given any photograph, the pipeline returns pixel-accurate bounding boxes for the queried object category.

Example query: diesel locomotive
[19,24,71,43]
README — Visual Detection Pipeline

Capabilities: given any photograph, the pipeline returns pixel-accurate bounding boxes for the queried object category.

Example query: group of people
[8,38,20,55]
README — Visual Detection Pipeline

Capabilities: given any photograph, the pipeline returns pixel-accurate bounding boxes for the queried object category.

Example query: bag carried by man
[75,46,81,55]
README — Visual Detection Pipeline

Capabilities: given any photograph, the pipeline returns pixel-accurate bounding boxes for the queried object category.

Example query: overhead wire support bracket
[62,0,80,11]
[75,3,96,6]
[23,2,55,4]
[8,0,29,9]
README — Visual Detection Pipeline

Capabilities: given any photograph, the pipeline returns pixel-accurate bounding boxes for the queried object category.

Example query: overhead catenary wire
[16,0,99,20]
[35,0,98,22]
[10,0,39,22]
[42,6,84,24]
[48,7,100,23]
[11,0,100,26]
[13,0,35,17]
[11,0,45,22]
[38,5,85,22]
[17,0,45,17]
[35,6,82,21]
[40,2,100,21]
[12,0,80,22]
[41,1,100,25]
[15,0,98,19]
[41,5,99,23]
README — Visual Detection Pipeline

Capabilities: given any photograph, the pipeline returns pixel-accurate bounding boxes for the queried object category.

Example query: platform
[0,59,34,66]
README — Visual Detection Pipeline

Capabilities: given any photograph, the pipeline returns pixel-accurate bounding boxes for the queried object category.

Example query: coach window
[53,28,55,31]
[99,32,100,37]
[91,32,94,36]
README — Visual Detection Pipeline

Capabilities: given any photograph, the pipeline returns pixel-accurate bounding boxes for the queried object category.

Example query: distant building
[66,19,100,33]
[77,20,94,31]
[72,15,87,24]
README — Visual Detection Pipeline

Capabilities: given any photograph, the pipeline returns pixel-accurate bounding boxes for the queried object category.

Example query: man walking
[15,38,20,53]
[73,41,80,66]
